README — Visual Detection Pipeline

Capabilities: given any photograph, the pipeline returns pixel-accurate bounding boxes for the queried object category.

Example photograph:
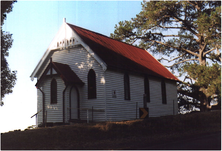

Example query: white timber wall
[166,80,178,115]
[148,77,177,117]
[64,85,70,123]
[52,46,106,122]
[105,70,144,121]
[37,89,43,126]
[105,70,178,121]
[41,76,65,123]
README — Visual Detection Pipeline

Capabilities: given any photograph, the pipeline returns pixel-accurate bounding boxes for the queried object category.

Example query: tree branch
[157,25,187,30]
[146,41,155,49]
[171,14,198,36]
[158,54,186,62]
[163,35,180,37]
[157,15,171,22]
[164,58,198,68]
[152,9,198,36]
[182,76,194,85]
[129,39,137,45]
[186,1,201,11]
[150,32,180,38]
[150,40,199,57]
[203,47,216,56]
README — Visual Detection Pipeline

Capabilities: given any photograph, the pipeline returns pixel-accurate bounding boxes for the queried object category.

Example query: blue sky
[1,1,143,133]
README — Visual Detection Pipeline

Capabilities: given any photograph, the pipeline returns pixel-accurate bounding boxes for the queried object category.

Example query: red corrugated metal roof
[52,62,84,85]
[68,23,179,81]
[35,62,84,87]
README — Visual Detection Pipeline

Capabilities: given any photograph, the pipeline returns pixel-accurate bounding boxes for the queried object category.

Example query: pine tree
[111,1,221,111]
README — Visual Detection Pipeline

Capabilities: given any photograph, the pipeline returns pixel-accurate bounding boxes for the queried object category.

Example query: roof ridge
[66,22,179,81]
[67,23,147,53]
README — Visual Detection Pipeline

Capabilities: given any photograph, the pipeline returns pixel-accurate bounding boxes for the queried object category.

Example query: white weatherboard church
[30,19,179,126]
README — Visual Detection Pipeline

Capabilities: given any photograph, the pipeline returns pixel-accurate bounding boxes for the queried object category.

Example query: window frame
[124,73,130,100]
[144,76,150,103]
[161,79,167,104]
[88,69,97,99]
[50,78,57,104]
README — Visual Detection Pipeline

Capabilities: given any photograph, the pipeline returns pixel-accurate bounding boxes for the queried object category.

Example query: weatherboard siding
[148,77,177,117]
[36,46,177,124]
[33,22,179,125]
[166,80,178,115]
[105,70,144,121]
[52,46,106,122]
[105,70,178,121]
[64,85,70,123]
[37,89,43,125]
[42,76,65,123]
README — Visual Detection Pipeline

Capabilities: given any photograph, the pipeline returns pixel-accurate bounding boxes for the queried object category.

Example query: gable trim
[30,48,60,81]
[67,23,107,71]
[35,61,84,88]
[80,41,107,71]
[31,22,108,81]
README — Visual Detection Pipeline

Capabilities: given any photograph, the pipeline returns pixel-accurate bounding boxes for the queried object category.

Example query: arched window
[88,69,96,99]
[124,73,130,100]
[144,76,150,103]
[161,79,167,104]
[51,79,57,104]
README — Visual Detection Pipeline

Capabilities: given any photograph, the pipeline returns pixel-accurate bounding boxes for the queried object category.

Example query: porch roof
[35,61,84,88]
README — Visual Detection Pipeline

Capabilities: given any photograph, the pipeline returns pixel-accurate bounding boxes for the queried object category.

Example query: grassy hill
[1,111,221,150]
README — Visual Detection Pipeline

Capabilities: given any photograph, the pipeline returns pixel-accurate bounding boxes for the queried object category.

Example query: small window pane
[144,76,150,103]
[124,73,130,100]
[88,69,96,99]
[51,79,57,104]
[162,79,167,104]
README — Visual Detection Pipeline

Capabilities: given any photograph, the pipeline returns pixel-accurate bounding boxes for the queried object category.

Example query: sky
[0,1,143,133]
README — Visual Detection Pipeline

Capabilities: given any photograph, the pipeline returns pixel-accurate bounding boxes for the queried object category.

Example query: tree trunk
[199,88,211,112]
[198,50,208,112]
[199,52,206,66]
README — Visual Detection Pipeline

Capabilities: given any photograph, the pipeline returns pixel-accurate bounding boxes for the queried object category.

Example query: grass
[1,111,221,149]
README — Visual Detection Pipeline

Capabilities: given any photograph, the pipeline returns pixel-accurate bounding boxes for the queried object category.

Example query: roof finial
[63,18,66,23]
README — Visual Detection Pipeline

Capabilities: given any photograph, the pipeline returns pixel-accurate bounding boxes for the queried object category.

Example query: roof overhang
[30,48,59,81]
[30,20,107,81]
[35,61,84,88]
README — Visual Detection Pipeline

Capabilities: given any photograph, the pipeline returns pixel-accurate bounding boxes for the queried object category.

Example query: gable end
[35,61,84,88]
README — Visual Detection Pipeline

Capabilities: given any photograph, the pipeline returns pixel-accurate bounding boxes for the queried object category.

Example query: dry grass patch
[92,119,143,131]
[1,111,220,150]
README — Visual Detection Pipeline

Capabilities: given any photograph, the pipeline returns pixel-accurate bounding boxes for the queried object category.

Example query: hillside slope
[1,111,221,149]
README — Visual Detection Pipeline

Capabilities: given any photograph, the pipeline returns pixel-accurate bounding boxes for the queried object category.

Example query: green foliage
[111,1,221,111]
[110,21,135,44]
[111,1,221,66]
[1,1,17,101]
[184,63,221,98]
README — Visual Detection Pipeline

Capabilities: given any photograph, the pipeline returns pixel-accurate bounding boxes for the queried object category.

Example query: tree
[1,1,17,105]
[111,1,221,112]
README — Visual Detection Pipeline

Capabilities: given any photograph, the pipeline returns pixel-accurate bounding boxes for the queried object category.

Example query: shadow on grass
[1,110,221,149]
